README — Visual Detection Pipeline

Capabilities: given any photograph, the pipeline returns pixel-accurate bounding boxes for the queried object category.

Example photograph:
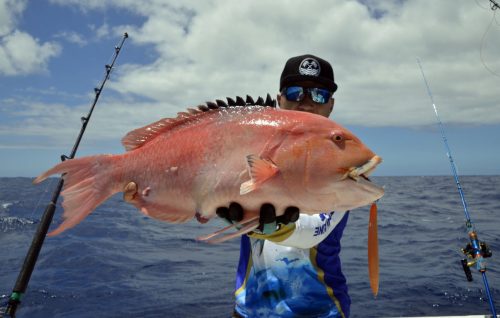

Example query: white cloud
[0,0,61,76]
[54,23,116,48]
[0,0,26,36]
[11,0,500,132]
[0,97,172,152]
[95,23,111,39]
[0,30,62,75]
[54,30,88,46]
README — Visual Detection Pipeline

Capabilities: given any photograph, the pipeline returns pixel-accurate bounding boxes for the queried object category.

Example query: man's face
[277,81,334,118]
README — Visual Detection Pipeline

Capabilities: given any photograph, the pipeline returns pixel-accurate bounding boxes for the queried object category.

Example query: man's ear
[329,98,335,114]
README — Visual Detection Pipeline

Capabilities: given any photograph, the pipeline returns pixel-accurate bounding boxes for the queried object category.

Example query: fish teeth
[350,174,360,181]
[348,156,382,181]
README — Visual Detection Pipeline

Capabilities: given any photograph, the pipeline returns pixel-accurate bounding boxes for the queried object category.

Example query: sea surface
[0,176,499,318]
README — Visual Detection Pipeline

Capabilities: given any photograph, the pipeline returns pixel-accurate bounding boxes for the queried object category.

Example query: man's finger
[229,202,244,222]
[216,206,230,219]
[123,181,138,202]
[277,206,300,225]
[259,203,277,234]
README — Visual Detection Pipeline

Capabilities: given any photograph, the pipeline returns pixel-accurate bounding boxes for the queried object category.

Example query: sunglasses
[282,86,332,104]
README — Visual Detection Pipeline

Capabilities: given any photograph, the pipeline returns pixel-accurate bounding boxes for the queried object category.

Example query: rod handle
[461,259,473,282]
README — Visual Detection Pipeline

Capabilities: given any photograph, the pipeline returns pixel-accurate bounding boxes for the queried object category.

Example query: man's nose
[297,95,316,111]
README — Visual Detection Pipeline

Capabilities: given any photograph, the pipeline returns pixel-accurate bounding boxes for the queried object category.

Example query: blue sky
[1,0,499,177]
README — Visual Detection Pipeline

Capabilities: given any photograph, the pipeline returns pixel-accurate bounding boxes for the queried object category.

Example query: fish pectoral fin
[240,154,280,195]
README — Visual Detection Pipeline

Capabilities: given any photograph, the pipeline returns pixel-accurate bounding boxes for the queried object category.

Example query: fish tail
[34,154,121,236]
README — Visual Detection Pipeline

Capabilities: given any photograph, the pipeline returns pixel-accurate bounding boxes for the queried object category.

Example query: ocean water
[0,176,499,318]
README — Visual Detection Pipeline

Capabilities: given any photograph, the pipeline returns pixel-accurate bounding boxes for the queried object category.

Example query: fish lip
[344,155,382,182]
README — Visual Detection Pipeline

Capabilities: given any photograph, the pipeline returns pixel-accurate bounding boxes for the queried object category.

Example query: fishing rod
[417,59,497,317]
[2,32,128,318]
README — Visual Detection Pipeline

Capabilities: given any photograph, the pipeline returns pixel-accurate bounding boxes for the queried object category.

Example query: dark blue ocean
[1,176,499,318]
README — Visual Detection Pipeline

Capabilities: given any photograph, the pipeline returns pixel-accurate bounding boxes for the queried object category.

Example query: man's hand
[216,202,300,235]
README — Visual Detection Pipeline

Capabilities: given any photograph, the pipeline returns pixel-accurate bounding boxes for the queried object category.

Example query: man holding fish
[223,55,353,318]
[35,52,383,317]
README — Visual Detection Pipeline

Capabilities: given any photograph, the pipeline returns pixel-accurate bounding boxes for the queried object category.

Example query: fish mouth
[344,155,382,182]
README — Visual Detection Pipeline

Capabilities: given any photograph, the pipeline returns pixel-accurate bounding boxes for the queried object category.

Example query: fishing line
[27,41,122,222]
[28,177,56,221]
[417,59,497,317]
[475,0,491,10]
[479,10,500,77]
[479,0,500,77]
[22,37,124,224]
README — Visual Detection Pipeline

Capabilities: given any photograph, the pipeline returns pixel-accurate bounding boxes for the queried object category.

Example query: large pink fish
[34,96,384,241]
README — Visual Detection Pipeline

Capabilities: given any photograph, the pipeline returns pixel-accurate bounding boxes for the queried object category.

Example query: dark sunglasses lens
[310,88,331,104]
[285,86,304,102]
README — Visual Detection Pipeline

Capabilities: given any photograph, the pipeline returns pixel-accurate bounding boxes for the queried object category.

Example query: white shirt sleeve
[275,211,347,249]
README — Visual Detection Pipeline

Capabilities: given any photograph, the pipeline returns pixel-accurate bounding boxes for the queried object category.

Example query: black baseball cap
[280,54,338,93]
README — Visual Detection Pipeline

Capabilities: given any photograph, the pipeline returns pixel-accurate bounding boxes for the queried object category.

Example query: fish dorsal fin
[121,94,276,151]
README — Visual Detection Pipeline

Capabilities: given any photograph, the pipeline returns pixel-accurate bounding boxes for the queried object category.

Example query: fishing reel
[460,238,492,282]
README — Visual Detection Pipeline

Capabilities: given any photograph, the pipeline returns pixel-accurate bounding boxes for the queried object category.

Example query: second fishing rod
[417,58,497,317]
[2,32,128,318]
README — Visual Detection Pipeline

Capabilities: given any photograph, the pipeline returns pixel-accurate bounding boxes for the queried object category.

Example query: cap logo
[298,58,320,76]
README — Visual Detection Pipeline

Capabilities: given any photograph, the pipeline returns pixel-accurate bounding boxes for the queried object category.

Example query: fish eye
[330,131,345,147]
[331,132,344,142]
